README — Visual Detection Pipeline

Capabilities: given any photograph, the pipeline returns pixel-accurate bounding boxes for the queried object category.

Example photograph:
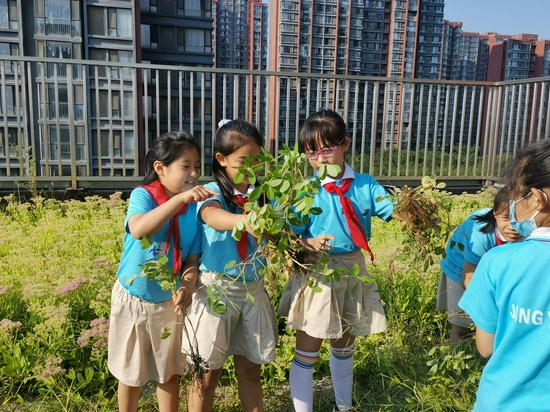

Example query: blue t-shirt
[440,209,500,284]
[116,187,202,303]
[293,164,394,254]
[197,182,267,282]
[459,227,550,412]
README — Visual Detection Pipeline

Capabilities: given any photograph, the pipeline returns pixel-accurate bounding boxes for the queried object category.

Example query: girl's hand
[179,186,218,204]
[299,234,334,252]
[173,284,193,315]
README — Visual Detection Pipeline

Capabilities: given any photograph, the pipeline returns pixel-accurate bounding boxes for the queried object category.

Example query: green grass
[0,188,495,411]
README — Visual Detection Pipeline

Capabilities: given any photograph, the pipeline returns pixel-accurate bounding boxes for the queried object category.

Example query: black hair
[298,109,347,153]
[504,139,550,198]
[473,187,511,233]
[212,119,264,211]
[142,131,201,185]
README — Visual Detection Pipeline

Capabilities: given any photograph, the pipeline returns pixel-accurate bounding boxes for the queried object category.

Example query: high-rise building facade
[214,0,249,120]
[0,0,214,178]
[266,0,445,148]
[0,0,24,176]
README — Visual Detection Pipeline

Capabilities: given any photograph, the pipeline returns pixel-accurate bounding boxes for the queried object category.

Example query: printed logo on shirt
[509,303,548,326]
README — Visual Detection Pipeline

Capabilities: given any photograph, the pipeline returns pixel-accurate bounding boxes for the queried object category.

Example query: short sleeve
[463,224,493,265]
[370,180,394,222]
[458,255,498,333]
[124,188,156,233]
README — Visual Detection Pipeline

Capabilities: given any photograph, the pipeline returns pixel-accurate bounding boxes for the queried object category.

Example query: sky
[444,0,550,41]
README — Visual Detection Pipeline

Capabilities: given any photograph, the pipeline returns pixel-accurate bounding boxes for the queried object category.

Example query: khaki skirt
[278,251,387,339]
[108,280,187,387]
[182,273,278,371]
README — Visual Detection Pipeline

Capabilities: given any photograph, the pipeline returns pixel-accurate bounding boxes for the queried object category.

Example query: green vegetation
[0,187,496,411]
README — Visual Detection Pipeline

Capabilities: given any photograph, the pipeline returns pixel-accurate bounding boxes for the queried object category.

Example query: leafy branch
[231,144,360,288]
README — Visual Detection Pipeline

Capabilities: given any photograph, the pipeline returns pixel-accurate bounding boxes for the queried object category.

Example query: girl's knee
[234,357,261,380]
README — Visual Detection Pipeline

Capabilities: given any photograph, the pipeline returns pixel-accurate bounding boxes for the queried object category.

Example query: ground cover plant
[0,185,496,411]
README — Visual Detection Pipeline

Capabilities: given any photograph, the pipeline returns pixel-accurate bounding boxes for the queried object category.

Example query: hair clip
[218,119,232,128]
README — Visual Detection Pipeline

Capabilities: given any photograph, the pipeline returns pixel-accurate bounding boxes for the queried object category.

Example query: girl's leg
[117,382,141,412]
[450,324,473,344]
[290,330,325,412]
[156,374,179,412]
[188,367,223,412]
[329,333,356,412]
[234,355,263,412]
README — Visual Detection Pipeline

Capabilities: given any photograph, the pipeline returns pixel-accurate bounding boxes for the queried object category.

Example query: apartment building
[0,0,213,179]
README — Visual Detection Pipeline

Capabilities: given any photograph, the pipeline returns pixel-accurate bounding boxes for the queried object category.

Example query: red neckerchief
[234,194,248,261]
[142,180,188,276]
[324,178,375,262]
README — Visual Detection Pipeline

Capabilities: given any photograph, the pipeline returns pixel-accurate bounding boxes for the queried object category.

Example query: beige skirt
[278,251,387,339]
[182,273,278,370]
[107,280,187,387]
[436,273,472,328]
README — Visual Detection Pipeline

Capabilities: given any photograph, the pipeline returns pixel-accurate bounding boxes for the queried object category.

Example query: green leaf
[360,275,374,283]
[309,207,322,215]
[213,302,227,314]
[310,286,323,293]
[234,171,245,184]
[224,260,237,270]
[85,367,94,383]
[248,171,256,185]
[295,199,308,213]
[326,164,341,177]
[280,180,291,193]
[267,179,283,188]
[139,236,153,249]
[278,236,289,254]
[353,263,360,276]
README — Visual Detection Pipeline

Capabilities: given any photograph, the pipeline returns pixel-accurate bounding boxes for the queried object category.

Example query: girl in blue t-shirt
[278,109,394,412]
[438,187,521,343]
[459,139,550,411]
[107,131,216,412]
[184,119,278,412]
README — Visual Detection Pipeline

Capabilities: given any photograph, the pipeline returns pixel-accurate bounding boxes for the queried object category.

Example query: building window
[88,7,132,38]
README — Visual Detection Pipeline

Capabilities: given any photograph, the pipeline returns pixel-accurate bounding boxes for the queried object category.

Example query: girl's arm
[461,261,477,288]
[129,186,217,239]
[200,201,255,233]
[475,327,495,358]
[173,253,200,312]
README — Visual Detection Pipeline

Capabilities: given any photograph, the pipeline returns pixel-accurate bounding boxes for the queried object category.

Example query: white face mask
[509,190,548,237]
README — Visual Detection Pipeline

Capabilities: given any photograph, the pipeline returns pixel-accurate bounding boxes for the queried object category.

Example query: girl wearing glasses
[459,139,550,411]
[278,109,395,412]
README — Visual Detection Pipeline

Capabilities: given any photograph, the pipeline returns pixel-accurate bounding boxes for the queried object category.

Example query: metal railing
[0,56,549,191]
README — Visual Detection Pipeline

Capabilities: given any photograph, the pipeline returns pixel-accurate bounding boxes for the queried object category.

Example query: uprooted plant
[382,176,455,270]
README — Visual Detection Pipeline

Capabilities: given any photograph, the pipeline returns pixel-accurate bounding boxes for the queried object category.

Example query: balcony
[0,56,549,190]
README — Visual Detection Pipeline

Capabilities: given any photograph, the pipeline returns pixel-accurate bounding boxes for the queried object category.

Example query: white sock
[330,344,355,411]
[289,348,319,412]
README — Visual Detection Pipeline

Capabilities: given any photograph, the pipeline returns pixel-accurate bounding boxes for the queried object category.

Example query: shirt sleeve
[464,223,493,265]
[196,183,224,225]
[124,188,156,233]
[370,179,394,222]
[458,255,499,333]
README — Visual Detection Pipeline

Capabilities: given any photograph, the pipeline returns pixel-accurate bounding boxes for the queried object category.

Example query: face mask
[508,191,548,237]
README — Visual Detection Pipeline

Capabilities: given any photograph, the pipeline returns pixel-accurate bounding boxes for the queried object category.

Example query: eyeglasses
[304,138,345,160]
